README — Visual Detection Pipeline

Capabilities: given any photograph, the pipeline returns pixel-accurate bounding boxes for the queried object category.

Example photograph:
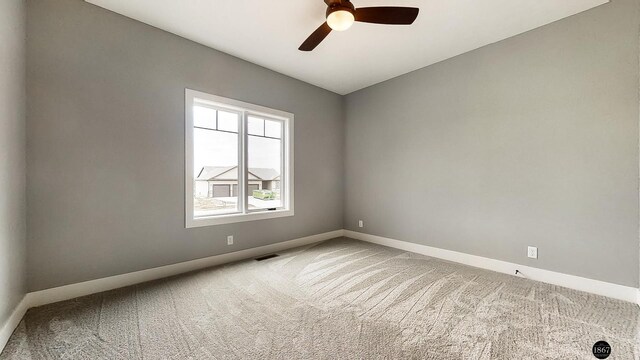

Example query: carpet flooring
[2,237,639,359]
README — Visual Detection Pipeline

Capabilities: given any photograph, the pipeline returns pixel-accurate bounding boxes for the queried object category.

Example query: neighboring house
[195,166,281,198]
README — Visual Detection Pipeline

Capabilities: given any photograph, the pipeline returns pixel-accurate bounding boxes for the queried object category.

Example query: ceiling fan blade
[299,22,332,51]
[354,7,419,25]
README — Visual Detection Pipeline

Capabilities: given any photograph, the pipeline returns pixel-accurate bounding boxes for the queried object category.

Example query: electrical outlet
[358,220,364,228]
[527,246,538,259]
[227,236,234,246]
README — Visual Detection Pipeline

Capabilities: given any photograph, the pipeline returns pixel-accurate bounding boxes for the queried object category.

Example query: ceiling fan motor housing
[326,1,355,18]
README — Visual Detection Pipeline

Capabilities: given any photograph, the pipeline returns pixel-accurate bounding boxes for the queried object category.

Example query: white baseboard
[0,296,28,354]
[25,230,343,308]
[344,230,640,305]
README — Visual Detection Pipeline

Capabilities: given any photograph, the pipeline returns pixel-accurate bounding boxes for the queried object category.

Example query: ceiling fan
[299,0,419,51]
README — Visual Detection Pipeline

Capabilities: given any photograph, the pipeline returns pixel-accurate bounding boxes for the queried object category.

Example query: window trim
[185,89,294,228]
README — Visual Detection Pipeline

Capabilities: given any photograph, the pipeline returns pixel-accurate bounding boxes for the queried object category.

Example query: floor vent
[255,254,279,261]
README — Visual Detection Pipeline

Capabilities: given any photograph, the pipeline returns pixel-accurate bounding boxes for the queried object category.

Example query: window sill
[186,209,294,228]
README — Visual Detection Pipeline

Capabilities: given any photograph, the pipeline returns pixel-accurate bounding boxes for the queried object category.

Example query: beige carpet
[2,237,639,359]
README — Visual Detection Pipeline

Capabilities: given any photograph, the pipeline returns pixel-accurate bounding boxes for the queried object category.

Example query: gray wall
[25,0,640,291]
[0,0,27,327]
[345,0,639,287]
[26,0,344,291]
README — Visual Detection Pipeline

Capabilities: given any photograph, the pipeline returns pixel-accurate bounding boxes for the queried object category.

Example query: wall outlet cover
[527,246,538,259]
[358,220,364,228]
[227,236,234,245]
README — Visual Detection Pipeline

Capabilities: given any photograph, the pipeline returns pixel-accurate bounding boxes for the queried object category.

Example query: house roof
[197,166,235,181]
[197,166,279,181]
[248,168,280,181]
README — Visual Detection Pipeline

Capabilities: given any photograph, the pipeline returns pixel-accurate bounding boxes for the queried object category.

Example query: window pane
[193,106,216,129]
[264,119,282,139]
[218,111,238,133]
[193,111,240,217]
[248,116,264,136]
[247,134,282,210]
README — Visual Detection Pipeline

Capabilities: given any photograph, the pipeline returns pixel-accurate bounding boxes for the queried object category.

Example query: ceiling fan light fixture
[326,8,355,31]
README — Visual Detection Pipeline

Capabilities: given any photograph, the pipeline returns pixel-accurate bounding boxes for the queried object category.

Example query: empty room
[1,0,639,358]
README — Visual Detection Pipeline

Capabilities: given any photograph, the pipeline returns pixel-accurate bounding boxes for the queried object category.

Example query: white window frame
[185,89,294,228]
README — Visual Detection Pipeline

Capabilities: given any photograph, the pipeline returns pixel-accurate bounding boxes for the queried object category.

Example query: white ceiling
[85,0,608,95]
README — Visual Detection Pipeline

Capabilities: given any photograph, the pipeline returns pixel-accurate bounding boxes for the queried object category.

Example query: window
[185,89,294,227]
